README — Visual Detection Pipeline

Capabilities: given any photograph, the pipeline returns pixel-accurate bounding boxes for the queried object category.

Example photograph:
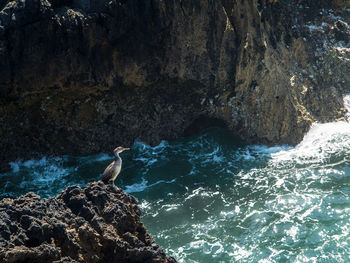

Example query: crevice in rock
[183,115,228,137]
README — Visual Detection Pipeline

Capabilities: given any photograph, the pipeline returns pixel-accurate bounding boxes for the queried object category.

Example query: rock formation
[0,0,349,170]
[0,181,177,263]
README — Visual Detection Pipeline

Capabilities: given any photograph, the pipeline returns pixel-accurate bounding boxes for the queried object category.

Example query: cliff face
[0,181,177,263]
[0,0,349,169]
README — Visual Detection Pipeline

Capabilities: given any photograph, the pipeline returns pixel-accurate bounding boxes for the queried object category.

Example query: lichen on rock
[0,181,177,263]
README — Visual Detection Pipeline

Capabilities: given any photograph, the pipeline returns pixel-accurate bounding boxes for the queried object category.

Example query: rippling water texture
[2,102,350,262]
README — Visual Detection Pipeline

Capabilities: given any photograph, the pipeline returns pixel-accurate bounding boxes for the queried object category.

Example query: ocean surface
[2,98,350,262]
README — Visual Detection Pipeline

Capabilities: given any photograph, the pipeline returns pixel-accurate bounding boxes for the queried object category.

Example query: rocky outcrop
[0,0,349,170]
[0,181,177,263]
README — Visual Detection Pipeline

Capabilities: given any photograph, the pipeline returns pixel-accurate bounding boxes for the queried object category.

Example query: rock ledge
[0,181,177,263]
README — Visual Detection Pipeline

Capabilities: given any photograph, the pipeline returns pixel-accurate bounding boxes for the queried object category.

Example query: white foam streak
[92,153,112,162]
[124,178,148,193]
[255,94,350,169]
[9,162,20,173]
[124,178,177,194]
[133,140,169,153]
[9,157,50,172]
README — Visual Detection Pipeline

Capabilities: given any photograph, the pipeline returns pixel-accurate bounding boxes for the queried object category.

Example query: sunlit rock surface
[0,181,177,263]
[0,0,349,170]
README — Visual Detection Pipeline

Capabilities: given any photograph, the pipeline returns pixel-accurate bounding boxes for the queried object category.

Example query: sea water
[1,99,350,262]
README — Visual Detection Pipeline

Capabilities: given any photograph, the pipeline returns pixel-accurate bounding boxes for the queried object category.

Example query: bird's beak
[123,147,130,151]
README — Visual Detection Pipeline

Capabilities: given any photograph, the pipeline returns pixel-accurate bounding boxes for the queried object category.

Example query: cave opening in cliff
[183,115,228,137]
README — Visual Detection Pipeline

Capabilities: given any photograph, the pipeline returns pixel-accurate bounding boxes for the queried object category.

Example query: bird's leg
[111,180,116,187]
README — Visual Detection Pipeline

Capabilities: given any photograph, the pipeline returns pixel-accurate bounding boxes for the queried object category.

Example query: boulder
[0,181,177,263]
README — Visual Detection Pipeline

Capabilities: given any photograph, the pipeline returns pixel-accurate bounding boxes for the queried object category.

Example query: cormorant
[101,146,130,185]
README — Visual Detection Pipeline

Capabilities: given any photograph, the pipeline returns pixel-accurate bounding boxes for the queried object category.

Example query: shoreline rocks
[0,181,177,263]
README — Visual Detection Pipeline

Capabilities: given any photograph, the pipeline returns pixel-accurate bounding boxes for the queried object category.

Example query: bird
[101,146,130,185]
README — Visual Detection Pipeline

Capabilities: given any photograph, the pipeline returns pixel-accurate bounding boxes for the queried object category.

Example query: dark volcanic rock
[0,181,177,263]
[0,0,350,170]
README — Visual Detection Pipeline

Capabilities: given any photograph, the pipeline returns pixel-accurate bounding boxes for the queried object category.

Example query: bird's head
[113,146,130,156]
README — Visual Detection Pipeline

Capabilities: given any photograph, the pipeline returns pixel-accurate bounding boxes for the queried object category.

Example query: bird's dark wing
[101,161,115,182]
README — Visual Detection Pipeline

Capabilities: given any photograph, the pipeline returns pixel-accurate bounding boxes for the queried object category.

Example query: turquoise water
[1,121,350,262]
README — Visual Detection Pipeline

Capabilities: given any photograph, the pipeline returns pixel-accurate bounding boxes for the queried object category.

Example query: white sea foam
[163,204,180,212]
[124,177,177,194]
[3,156,88,197]
[250,145,291,155]
[241,148,255,160]
[263,95,350,169]
[9,157,61,174]
[91,153,111,162]
[139,200,152,211]
[220,205,240,219]
[9,162,20,173]
[133,140,169,153]
[23,157,48,167]
[124,178,148,193]
[9,157,50,171]
[269,121,350,168]
[150,179,176,187]
[132,140,171,168]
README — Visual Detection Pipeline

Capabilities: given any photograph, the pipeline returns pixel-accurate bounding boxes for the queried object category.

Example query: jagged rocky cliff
[0,0,349,170]
[0,181,177,262]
